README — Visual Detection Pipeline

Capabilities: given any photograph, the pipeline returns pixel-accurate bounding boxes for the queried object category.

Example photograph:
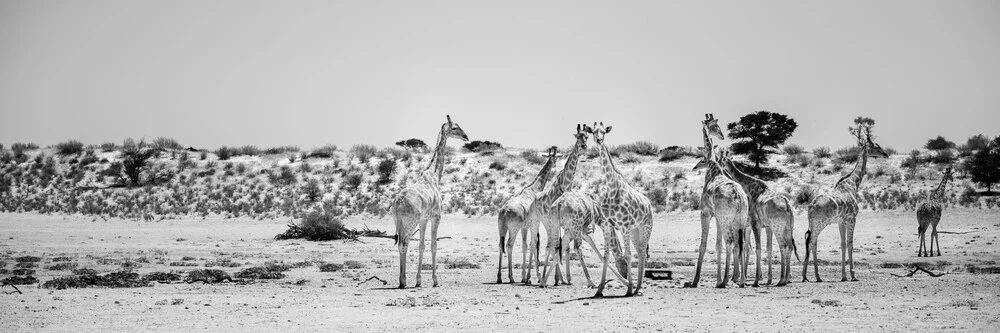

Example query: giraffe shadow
[552,294,632,304]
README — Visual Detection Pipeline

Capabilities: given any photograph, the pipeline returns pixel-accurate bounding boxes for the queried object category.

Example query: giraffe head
[692,147,715,171]
[702,114,724,141]
[443,115,469,141]
[573,124,592,150]
[854,126,888,158]
[588,122,611,145]
[942,167,954,184]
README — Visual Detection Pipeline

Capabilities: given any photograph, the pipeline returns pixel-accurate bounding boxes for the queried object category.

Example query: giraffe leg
[563,234,573,285]
[839,222,847,282]
[753,225,762,287]
[847,222,857,281]
[623,228,635,296]
[802,230,811,283]
[415,220,427,288]
[497,224,506,284]
[506,226,517,283]
[581,233,627,283]
[933,225,941,257]
[520,227,529,283]
[398,240,408,289]
[594,226,614,298]
[766,227,774,285]
[918,228,925,257]
[430,215,441,287]
[632,225,650,296]
[718,238,732,289]
[576,240,596,288]
[539,240,557,288]
[715,224,724,287]
[684,211,712,288]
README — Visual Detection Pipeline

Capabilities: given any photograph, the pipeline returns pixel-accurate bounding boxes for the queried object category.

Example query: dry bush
[344,260,366,269]
[614,141,660,156]
[835,146,861,163]
[56,140,85,155]
[794,186,815,206]
[782,144,805,155]
[351,144,378,163]
[263,145,300,155]
[343,173,363,191]
[813,146,832,158]
[143,271,181,282]
[42,270,150,289]
[16,256,41,263]
[308,144,338,158]
[520,150,546,165]
[621,153,641,164]
[2,276,38,285]
[185,269,232,283]
[376,159,397,185]
[319,263,344,272]
[151,137,183,150]
[46,262,78,271]
[234,265,287,280]
[488,160,507,171]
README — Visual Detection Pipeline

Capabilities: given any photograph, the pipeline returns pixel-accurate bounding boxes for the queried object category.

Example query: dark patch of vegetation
[463,140,503,153]
[319,263,343,272]
[966,265,1000,274]
[56,140,85,155]
[235,263,288,280]
[925,136,956,151]
[12,268,35,275]
[795,186,815,206]
[344,260,366,269]
[520,150,546,165]
[443,259,479,269]
[143,271,182,282]
[275,210,387,241]
[308,144,338,158]
[3,276,38,285]
[42,270,151,289]
[46,262,78,271]
[184,269,232,283]
[351,144,379,163]
[967,145,1000,193]
[813,146,832,158]
[395,138,427,151]
[727,111,798,169]
[263,146,300,155]
[488,160,507,171]
[269,165,297,186]
[376,159,397,185]
[16,256,42,263]
[303,178,323,202]
[343,173,363,191]
[151,137,183,150]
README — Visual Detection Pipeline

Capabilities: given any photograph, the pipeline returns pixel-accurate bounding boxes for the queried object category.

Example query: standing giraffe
[717,150,798,286]
[496,146,559,283]
[390,115,469,289]
[803,124,888,282]
[684,114,750,288]
[588,122,654,297]
[544,191,599,287]
[524,124,590,285]
[917,167,954,257]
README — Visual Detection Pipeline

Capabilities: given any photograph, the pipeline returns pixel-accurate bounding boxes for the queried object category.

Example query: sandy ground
[1,209,999,332]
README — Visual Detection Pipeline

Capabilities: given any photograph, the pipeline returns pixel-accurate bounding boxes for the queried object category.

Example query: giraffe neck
[723,158,767,198]
[702,159,726,189]
[529,153,558,192]
[931,176,951,202]
[551,143,583,194]
[424,124,450,183]
[595,142,625,193]
[701,126,715,155]
[838,144,870,193]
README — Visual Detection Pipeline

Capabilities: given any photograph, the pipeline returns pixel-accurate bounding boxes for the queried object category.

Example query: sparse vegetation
[351,144,379,163]
[614,141,660,156]
[56,140,85,155]
[782,144,805,156]
[463,140,503,153]
[813,146,831,158]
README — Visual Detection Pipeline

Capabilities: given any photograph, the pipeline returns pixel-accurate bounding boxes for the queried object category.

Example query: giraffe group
[385,114,945,297]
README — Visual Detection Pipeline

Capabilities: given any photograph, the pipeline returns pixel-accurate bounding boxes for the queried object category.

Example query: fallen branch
[1,282,23,295]
[891,265,946,278]
[911,230,979,235]
[358,276,387,287]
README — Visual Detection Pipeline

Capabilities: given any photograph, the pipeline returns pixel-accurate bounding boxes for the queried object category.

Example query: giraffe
[802,124,888,282]
[544,191,599,287]
[683,114,750,289]
[389,115,469,289]
[917,167,954,257]
[523,124,590,285]
[717,150,798,286]
[588,122,654,297]
[496,146,560,283]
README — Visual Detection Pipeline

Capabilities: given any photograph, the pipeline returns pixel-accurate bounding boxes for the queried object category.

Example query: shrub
[16,256,42,263]
[395,138,427,151]
[309,144,338,158]
[659,149,688,162]
[120,139,166,186]
[184,269,232,284]
[648,187,667,207]
[351,144,378,163]
[615,141,660,156]
[3,276,38,285]
[269,166,297,186]
[42,270,150,289]
[901,150,922,170]
[382,147,412,161]
[143,271,181,282]
[463,140,503,152]
[319,263,343,272]
[621,153,641,164]
[925,136,956,151]
[520,150,547,165]
[56,140,85,155]
[813,146,831,158]
[376,159,397,185]
[46,262,79,271]
[303,178,323,202]
[835,146,860,163]
[215,146,234,160]
[343,173,363,191]
[782,144,805,156]
[234,265,286,280]
[235,145,260,156]
[344,260,366,269]
[11,142,39,154]
[795,186,815,206]
[263,145,300,155]
[488,160,507,171]
[274,210,348,241]
[151,137,183,150]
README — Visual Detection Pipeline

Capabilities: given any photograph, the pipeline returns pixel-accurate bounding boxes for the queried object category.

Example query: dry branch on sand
[890,265,946,278]
[274,211,389,242]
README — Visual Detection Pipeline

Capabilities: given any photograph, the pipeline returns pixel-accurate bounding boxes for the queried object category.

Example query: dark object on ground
[2,281,23,294]
[42,271,150,289]
[358,275,387,287]
[644,269,673,280]
[143,271,182,283]
[275,211,389,241]
[185,269,233,284]
[2,276,38,285]
[234,264,288,280]
[890,265,945,278]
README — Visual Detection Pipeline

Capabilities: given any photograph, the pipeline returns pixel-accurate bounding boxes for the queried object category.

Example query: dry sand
[1,209,999,332]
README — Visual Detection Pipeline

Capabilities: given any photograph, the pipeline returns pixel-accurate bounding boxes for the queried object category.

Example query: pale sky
[1,0,997,152]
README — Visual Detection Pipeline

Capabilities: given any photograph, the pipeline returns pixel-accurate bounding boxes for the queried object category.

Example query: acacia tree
[395,138,427,151]
[967,138,1000,193]
[727,111,798,169]
[925,136,956,151]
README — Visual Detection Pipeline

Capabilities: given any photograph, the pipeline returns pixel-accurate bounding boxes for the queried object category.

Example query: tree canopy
[925,136,956,151]
[726,111,798,169]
